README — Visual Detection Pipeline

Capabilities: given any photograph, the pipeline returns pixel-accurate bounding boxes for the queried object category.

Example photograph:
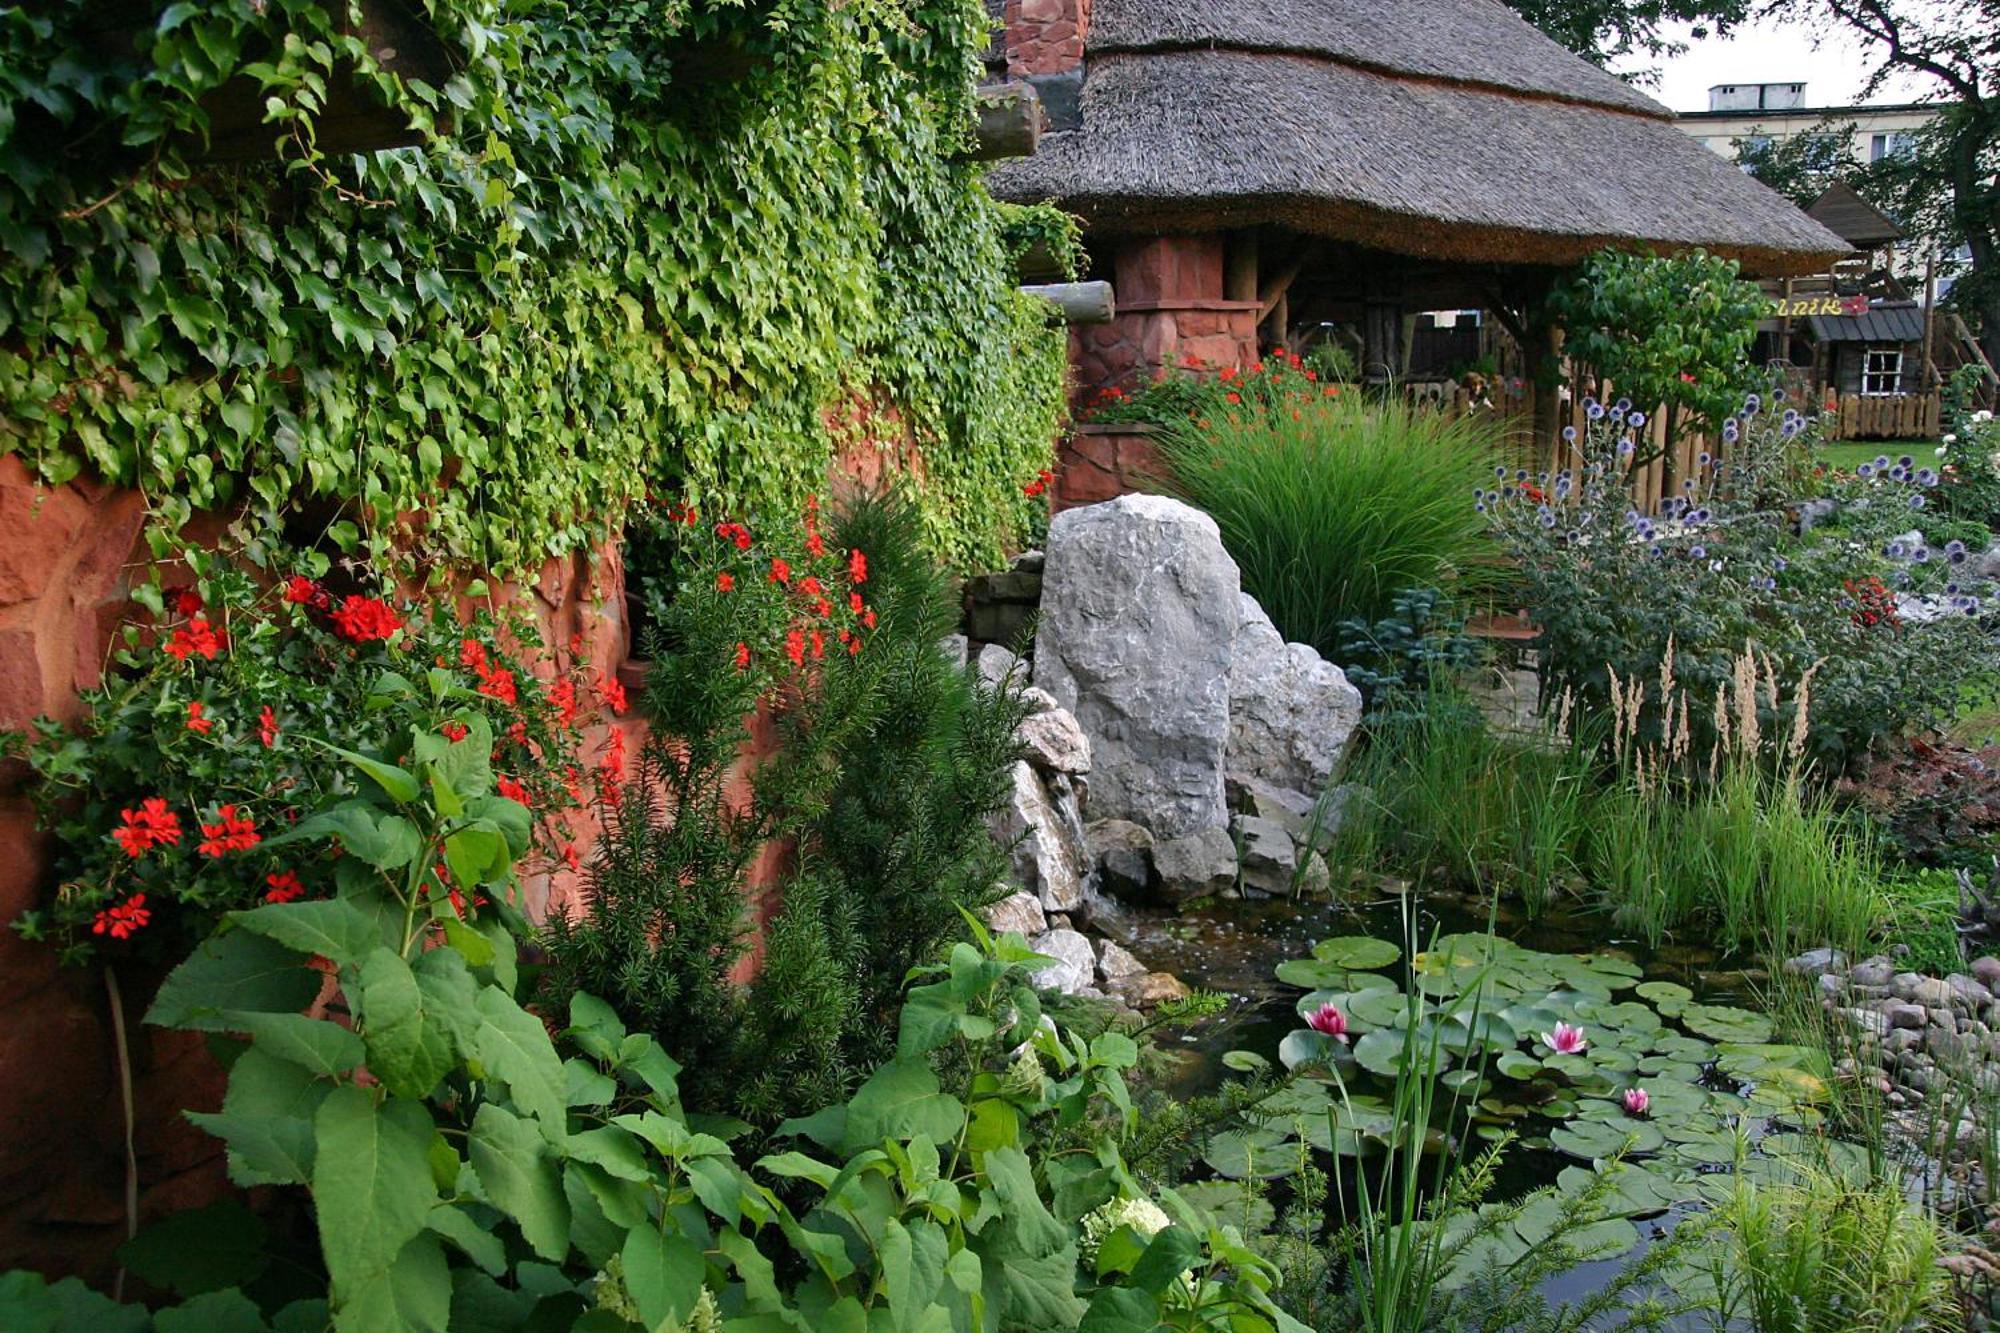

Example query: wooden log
[963,83,1043,162]
[1013,237,1069,283]
[1021,281,1114,325]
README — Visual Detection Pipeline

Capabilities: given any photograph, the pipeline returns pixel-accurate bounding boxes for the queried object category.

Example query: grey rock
[1783,947,1846,977]
[1226,594,1363,800]
[985,889,1047,938]
[1884,1028,1923,1054]
[1089,819,1156,901]
[990,761,1086,912]
[1035,495,1241,840]
[1849,957,1896,988]
[1296,851,1332,898]
[970,569,1043,603]
[1949,974,1995,1010]
[1018,706,1092,776]
[1894,973,1955,1009]
[1152,824,1239,902]
[1112,970,1192,1009]
[1235,813,1298,897]
[1884,1000,1928,1031]
[940,634,970,670]
[968,601,1035,646]
[1817,972,1845,1000]
[1028,929,1096,994]
[1012,548,1046,574]
[1973,956,2000,990]
[978,643,1024,689]
[1096,939,1148,982]
[1018,685,1061,715]
[1843,1007,1890,1038]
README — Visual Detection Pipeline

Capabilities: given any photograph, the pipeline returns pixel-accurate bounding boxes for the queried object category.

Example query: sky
[1623,12,1941,114]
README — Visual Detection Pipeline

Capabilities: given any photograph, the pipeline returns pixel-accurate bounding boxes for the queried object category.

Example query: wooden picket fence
[1824,391,1942,442]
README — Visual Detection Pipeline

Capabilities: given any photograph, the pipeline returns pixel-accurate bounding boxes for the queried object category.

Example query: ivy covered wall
[0,0,1070,576]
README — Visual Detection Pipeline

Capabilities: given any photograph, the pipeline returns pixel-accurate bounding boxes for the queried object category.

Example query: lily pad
[1679,1003,1774,1044]
[1313,936,1402,970]
[1550,1118,1664,1160]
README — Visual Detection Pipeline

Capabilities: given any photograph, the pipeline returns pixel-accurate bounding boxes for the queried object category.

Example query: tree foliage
[1500,0,1749,70]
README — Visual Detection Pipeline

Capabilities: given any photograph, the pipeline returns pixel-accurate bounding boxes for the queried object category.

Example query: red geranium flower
[785,629,806,668]
[92,893,151,940]
[441,721,469,742]
[114,799,181,858]
[198,805,260,858]
[282,575,321,605]
[597,728,626,784]
[594,672,628,715]
[799,576,823,597]
[264,870,306,904]
[733,642,751,670]
[848,549,868,584]
[185,701,215,734]
[769,558,791,586]
[810,629,825,660]
[477,666,518,707]
[330,596,404,644]
[560,843,582,873]
[850,592,864,615]
[165,617,224,662]
[806,530,826,558]
[170,587,203,615]
[459,638,488,671]
[716,572,736,593]
[258,705,279,748]
[496,775,532,806]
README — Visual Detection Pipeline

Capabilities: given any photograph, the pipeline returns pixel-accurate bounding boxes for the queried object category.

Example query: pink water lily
[1622,1086,1650,1117]
[1542,1021,1587,1055]
[1307,1003,1350,1044]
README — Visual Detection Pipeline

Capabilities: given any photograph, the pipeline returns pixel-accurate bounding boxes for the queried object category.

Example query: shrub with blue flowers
[1486,394,1994,769]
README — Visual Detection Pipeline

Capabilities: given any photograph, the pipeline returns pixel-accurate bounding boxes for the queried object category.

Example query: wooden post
[1224,231,1259,304]
[1020,281,1114,324]
[1921,252,1938,390]
[1779,276,1795,366]
[963,83,1043,161]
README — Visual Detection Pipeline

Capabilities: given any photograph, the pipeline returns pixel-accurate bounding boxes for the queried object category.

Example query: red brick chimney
[1003,0,1090,79]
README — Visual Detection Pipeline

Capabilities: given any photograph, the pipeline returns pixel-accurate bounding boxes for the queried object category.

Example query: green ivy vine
[1,0,1069,575]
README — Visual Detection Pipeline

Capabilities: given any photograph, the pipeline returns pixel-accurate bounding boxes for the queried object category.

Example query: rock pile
[972,494,1366,1003]
[1033,494,1362,903]
[1791,948,2000,1113]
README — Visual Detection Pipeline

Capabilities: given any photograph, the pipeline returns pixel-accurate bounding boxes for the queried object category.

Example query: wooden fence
[1824,391,1942,442]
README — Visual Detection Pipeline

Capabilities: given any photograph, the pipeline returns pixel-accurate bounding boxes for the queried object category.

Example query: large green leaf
[621,1226,705,1328]
[469,1103,570,1262]
[333,1232,451,1333]
[471,987,569,1141]
[188,1047,331,1187]
[357,949,456,1100]
[220,1011,365,1078]
[231,897,389,968]
[842,1059,966,1155]
[146,929,321,1031]
[312,1087,440,1295]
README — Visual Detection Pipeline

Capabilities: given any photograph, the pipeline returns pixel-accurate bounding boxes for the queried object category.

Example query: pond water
[1106,880,1843,1317]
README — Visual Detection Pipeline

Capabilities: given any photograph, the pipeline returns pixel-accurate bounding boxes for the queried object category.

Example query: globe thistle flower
[1614,397,1632,414]
[1618,439,1635,456]
[1628,411,1646,428]
[1743,392,1762,415]
[1689,545,1707,560]
[1587,401,1606,420]
[1562,425,1578,442]
[1909,493,1927,510]
[1857,462,1875,478]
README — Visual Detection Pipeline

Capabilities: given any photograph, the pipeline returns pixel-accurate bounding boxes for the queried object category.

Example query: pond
[1108,881,1864,1315]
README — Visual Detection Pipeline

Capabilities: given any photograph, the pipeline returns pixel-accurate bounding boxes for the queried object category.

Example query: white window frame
[1860,346,1904,397]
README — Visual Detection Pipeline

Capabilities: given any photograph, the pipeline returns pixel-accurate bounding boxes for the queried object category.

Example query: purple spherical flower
[1587,401,1605,420]
[1909,493,1927,510]
[1628,411,1646,427]
[1887,540,1909,558]
[1857,463,1875,478]
[1618,439,1635,456]
[1562,425,1578,442]
[1614,397,1632,414]
[1689,545,1707,559]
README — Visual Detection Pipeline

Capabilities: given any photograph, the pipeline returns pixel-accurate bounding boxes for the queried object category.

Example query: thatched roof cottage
[988,0,1852,483]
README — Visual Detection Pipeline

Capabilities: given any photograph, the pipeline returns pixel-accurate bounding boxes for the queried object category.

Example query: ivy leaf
[146,929,320,1031]
[311,1087,439,1296]
[469,1103,570,1262]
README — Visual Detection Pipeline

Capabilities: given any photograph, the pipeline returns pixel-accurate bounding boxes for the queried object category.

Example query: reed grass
[1154,394,1504,652]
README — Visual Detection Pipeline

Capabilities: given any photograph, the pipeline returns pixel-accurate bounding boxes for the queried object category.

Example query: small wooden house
[987,0,1852,496]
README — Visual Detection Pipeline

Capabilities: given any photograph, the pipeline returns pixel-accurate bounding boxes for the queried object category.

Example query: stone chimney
[1002,0,1088,127]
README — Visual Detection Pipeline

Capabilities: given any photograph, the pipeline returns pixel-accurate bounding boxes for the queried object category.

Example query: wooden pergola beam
[1021,281,1114,325]
[962,83,1044,162]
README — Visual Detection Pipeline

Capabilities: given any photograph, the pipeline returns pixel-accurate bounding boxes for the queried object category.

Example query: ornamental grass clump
[1153,364,1505,649]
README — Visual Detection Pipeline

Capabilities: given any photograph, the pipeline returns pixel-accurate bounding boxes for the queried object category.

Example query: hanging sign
[1773,294,1871,317]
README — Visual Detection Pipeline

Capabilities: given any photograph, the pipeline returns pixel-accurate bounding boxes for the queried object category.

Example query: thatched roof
[1806,181,1904,250]
[989,0,1851,276]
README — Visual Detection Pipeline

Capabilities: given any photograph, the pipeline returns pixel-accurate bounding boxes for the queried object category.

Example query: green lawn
[1818,440,1940,473]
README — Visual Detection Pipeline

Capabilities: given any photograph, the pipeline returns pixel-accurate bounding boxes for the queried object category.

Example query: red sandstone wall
[0,456,638,1283]
[1003,0,1091,77]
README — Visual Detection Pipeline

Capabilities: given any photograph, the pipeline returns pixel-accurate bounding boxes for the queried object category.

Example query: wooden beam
[1021,281,1114,325]
[963,83,1043,162]
[1224,231,1259,304]
[1258,250,1312,321]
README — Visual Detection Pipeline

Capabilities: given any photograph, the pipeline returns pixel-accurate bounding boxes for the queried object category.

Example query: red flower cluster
[548,677,579,728]
[258,705,279,748]
[282,575,332,610]
[848,549,868,585]
[330,595,405,643]
[459,638,518,706]
[92,894,151,940]
[714,521,753,551]
[1845,576,1901,631]
[497,775,533,806]
[198,805,260,858]
[769,557,791,586]
[441,721,469,741]
[593,672,628,716]
[264,870,306,904]
[114,799,182,858]
[716,571,736,593]
[185,701,215,734]
[165,617,225,662]
[734,642,751,670]
[1022,468,1055,499]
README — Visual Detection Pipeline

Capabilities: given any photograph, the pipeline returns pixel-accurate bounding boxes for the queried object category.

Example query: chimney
[1001,0,1089,128]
